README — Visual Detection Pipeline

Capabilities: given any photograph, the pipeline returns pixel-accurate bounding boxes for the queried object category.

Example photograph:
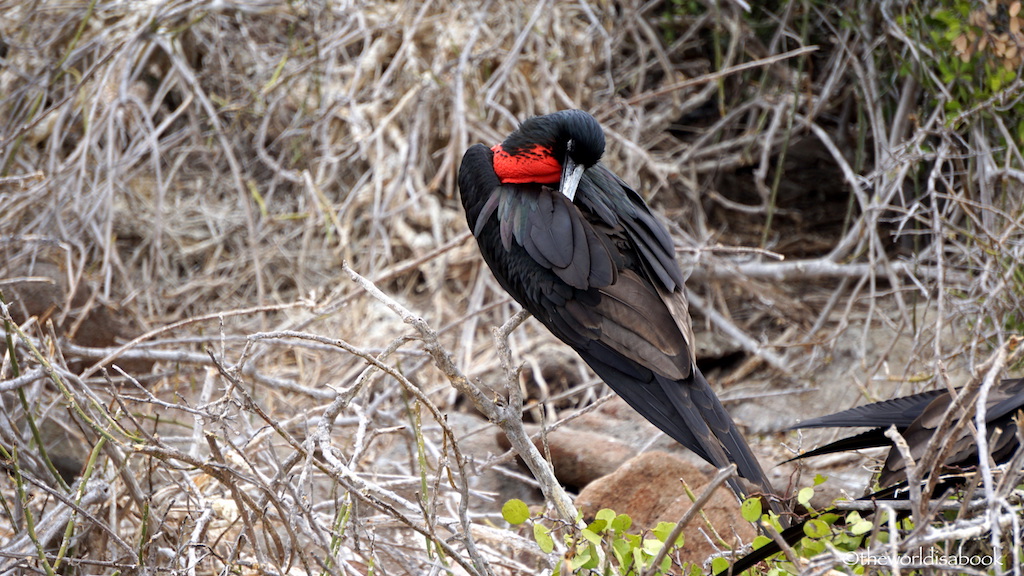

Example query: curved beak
[559,155,585,202]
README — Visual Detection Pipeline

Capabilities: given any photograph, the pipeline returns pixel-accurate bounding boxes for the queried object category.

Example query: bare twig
[343,262,579,527]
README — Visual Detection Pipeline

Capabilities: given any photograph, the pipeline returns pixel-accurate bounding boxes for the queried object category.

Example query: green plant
[909,0,1024,141]
[729,483,878,576]
[501,500,705,575]
[721,472,1024,576]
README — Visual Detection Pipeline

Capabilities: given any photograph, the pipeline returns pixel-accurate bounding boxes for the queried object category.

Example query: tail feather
[722,378,1024,575]
[579,346,782,515]
[783,428,891,463]
[687,368,775,497]
[793,389,946,429]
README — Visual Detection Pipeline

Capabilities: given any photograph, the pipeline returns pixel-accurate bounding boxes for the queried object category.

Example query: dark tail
[670,368,780,508]
[580,348,787,521]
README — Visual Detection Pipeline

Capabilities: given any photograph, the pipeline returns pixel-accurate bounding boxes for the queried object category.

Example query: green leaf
[802,538,826,556]
[797,486,815,506]
[990,71,1004,92]
[534,523,554,553]
[850,519,874,535]
[596,508,616,525]
[580,528,602,545]
[804,518,830,538]
[764,511,785,531]
[710,557,731,575]
[570,547,592,570]
[834,532,865,550]
[752,535,773,549]
[643,538,664,555]
[581,544,599,569]
[501,499,530,525]
[741,497,763,522]
[820,512,840,524]
[612,513,632,533]
[938,61,953,83]
[652,521,681,547]
[632,547,648,571]
[813,474,828,486]
[612,537,633,568]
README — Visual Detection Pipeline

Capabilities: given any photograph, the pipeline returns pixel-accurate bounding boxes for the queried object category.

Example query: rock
[575,451,757,565]
[2,257,152,373]
[3,260,66,325]
[496,426,637,491]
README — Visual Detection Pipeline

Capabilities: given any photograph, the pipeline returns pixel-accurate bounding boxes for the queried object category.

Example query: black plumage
[790,378,1024,487]
[458,110,779,507]
[719,378,1024,576]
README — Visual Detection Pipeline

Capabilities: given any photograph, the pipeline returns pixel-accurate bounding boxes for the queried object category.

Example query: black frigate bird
[718,378,1024,576]
[788,377,1024,487]
[457,109,780,509]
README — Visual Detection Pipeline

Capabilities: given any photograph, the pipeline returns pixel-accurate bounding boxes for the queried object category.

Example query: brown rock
[496,426,636,490]
[2,261,67,325]
[3,257,153,374]
[575,451,757,565]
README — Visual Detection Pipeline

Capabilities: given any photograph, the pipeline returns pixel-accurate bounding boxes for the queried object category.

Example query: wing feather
[592,271,690,380]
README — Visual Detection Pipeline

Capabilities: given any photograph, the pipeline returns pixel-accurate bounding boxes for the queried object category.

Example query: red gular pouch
[491,143,561,184]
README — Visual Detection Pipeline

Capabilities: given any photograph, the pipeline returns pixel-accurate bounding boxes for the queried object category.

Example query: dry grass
[1,0,1023,574]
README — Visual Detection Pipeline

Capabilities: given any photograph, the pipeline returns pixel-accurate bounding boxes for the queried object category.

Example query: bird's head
[491,109,606,202]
